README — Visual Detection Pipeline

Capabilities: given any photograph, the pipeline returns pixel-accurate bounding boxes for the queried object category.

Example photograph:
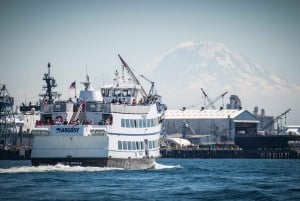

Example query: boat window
[101,89,106,97]
[127,89,132,97]
[128,141,132,150]
[136,142,140,150]
[114,89,121,97]
[89,104,95,112]
[122,90,128,97]
[132,141,137,150]
[140,142,144,150]
[95,103,102,112]
[108,89,113,97]
[149,141,153,149]
[118,141,122,150]
[132,88,137,97]
[85,103,91,112]
[143,119,146,128]
[31,130,49,136]
[54,104,60,111]
[53,102,66,112]
[91,129,105,136]
[122,141,128,150]
[121,119,125,127]
[130,119,134,128]
[138,119,143,128]
[146,119,150,128]
[125,119,130,128]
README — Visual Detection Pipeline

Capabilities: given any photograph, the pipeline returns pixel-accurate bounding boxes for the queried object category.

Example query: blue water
[1,159,300,201]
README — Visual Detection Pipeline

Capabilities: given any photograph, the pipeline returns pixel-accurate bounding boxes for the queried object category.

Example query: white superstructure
[30,56,166,169]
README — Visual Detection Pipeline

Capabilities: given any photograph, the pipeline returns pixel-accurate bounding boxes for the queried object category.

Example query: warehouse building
[164,109,259,144]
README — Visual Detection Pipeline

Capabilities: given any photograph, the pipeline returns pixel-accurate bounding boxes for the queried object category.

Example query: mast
[40,62,60,104]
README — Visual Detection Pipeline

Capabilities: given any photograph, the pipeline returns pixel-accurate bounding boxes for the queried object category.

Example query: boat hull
[31,157,155,169]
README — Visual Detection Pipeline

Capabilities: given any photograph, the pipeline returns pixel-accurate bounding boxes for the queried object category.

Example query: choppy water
[1,159,300,201]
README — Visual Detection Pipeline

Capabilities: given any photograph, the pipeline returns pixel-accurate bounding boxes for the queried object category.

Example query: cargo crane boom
[201,88,228,109]
[201,88,213,108]
[140,74,155,97]
[262,108,291,133]
[206,91,228,109]
[118,54,147,98]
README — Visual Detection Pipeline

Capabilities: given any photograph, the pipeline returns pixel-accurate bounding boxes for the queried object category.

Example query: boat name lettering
[55,127,80,133]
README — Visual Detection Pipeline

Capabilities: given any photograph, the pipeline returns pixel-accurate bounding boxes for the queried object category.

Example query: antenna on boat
[40,62,60,104]
[85,65,90,83]
[47,62,51,76]
[81,69,91,91]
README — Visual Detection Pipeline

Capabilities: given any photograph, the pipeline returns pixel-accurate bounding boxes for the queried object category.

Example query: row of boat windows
[121,118,159,128]
[118,140,159,150]
[102,89,137,98]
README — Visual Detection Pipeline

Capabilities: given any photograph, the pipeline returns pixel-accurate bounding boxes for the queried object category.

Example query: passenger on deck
[105,118,111,125]
[138,98,143,105]
[63,119,68,125]
[122,98,127,105]
[132,98,136,105]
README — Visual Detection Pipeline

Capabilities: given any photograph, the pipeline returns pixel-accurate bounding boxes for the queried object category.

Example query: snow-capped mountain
[144,41,300,123]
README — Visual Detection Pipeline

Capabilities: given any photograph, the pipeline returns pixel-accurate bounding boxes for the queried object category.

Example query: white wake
[152,161,181,169]
[0,164,122,174]
[0,161,182,173]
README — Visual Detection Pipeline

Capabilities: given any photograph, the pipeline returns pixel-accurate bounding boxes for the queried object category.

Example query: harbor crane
[201,88,228,109]
[262,108,291,134]
[181,89,228,111]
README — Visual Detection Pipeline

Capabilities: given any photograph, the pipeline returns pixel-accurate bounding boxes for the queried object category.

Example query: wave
[152,161,182,170]
[0,164,122,174]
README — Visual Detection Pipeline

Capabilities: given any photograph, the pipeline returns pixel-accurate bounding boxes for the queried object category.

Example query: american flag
[70,81,76,89]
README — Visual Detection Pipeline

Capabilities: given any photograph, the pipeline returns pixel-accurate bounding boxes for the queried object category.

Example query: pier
[160,147,300,159]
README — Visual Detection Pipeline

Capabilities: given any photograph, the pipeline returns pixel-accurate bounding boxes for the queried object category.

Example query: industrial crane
[181,88,228,111]
[262,108,291,134]
[201,88,228,109]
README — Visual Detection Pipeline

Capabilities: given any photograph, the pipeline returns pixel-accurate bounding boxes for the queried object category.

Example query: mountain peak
[145,41,300,114]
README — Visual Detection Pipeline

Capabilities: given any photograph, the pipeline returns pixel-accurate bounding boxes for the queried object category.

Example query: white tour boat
[30,55,166,169]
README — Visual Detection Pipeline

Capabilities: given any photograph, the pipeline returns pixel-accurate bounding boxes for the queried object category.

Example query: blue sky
[1,0,300,122]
